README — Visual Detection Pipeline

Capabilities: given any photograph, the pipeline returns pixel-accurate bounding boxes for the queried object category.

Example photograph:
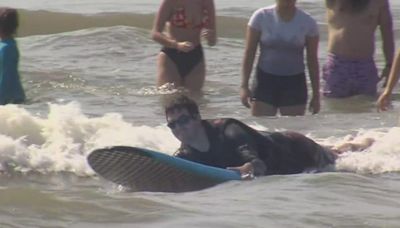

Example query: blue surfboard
[87,146,241,192]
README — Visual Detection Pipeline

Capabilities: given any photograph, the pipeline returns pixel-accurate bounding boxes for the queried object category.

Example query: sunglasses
[167,115,193,129]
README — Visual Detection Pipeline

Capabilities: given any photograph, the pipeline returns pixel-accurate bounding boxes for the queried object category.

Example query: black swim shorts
[251,68,308,107]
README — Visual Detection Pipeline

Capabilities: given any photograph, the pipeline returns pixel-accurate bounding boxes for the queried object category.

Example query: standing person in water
[323,0,394,98]
[152,0,217,91]
[0,7,25,105]
[240,0,320,116]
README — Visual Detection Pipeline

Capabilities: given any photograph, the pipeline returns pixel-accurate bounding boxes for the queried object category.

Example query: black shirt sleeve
[222,119,267,175]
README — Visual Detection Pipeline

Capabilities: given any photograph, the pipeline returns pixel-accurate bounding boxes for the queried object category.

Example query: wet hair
[326,0,370,13]
[164,94,200,118]
[0,8,18,36]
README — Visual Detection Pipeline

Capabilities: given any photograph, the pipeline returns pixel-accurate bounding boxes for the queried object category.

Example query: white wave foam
[0,102,179,176]
[335,127,400,174]
[0,103,398,176]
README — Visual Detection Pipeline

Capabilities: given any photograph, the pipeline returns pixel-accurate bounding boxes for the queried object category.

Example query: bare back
[326,0,391,59]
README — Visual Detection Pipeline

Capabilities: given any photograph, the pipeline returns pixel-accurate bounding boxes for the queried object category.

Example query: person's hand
[176,41,194,52]
[308,95,320,114]
[240,87,251,108]
[377,91,392,112]
[227,162,254,180]
[379,65,391,88]
[202,29,216,46]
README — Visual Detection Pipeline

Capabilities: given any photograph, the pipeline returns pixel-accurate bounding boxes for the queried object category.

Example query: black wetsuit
[174,118,336,176]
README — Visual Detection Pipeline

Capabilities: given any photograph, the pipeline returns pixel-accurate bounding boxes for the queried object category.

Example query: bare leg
[183,59,205,91]
[279,104,306,116]
[251,101,278,116]
[157,52,182,88]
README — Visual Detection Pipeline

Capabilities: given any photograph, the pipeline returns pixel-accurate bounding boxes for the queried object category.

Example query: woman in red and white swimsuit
[152,0,216,91]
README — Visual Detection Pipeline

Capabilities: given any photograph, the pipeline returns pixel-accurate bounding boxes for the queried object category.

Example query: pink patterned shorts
[322,53,378,98]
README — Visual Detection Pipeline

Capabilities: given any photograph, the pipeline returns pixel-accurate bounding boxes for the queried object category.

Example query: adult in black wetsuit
[164,94,373,178]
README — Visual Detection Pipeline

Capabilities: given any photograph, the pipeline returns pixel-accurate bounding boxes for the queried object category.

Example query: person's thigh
[157,52,182,88]
[354,61,378,96]
[279,104,306,116]
[251,68,279,116]
[183,59,205,91]
[251,101,278,116]
[276,73,307,116]
[322,55,352,98]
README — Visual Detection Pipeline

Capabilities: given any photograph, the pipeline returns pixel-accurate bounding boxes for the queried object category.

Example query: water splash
[0,102,178,176]
[0,103,398,176]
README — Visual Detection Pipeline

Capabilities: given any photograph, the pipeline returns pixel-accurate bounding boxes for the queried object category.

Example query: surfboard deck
[87,146,241,192]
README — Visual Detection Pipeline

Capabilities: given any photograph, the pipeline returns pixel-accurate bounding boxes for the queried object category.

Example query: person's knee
[251,102,277,116]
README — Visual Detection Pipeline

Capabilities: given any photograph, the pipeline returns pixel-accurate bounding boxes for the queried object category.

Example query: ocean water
[0,0,400,227]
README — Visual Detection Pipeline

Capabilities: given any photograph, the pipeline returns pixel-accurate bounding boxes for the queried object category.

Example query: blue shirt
[0,38,25,105]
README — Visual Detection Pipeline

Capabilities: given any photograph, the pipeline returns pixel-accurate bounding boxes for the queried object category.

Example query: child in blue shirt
[0,7,25,105]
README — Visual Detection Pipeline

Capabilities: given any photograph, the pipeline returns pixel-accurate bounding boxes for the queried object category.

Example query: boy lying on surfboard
[164,94,373,179]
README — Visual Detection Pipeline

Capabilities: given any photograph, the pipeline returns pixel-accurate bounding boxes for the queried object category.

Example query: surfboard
[87,146,241,192]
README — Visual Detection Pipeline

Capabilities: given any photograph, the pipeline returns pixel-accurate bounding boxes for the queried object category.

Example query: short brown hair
[0,8,18,36]
[164,94,200,118]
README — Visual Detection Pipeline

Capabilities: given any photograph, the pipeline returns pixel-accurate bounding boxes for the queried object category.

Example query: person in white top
[241,0,320,116]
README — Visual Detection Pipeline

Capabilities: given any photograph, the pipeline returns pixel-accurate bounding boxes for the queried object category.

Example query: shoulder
[379,0,391,10]
[0,42,6,52]
[296,8,317,23]
[361,0,388,11]
[296,9,318,33]
[158,0,175,12]
[214,118,256,137]
[203,0,215,6]
[0,40,17,56]
[163,0,176,4]
[252,5,275,17]
[249,5,275,29]
[207,118,244,127]
[377,0,390,6]
[204,118,247,135]
[205,118,232,132]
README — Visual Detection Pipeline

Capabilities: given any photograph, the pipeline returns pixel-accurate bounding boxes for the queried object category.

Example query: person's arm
[0,48,7,104]
[240,26,260,108]
[228,144,267,179]
[151,0,193,52]
[377,49,400,111]
[223,120,267,177]
[0,45,18,104]
[378,0,395,85]
[151,0,176,48]
[202,0,217,46]
[305,35,320,114]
